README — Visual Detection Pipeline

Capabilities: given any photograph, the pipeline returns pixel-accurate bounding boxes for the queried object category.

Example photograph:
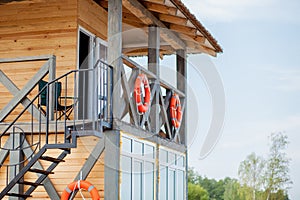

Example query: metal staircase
[0,111,78,199]
[2,139,76,199]
[0,58,112,199]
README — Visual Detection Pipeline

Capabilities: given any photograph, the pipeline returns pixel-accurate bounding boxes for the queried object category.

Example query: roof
[170,0,222,53]
[97,0,222,57]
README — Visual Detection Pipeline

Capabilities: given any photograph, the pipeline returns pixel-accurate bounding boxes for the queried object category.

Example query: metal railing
[0,58,113,168]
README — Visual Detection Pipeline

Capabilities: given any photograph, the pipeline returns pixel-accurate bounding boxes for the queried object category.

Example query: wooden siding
[78,0,108,40]
[0,135,105,199]
[0,0,78,122]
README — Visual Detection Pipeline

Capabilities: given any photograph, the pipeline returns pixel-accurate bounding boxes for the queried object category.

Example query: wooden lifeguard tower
[0,0,222,199]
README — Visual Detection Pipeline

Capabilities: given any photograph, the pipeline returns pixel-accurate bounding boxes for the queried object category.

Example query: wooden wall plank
[78,0,108,40]
[0,135,105,199]
[0,0,78,122]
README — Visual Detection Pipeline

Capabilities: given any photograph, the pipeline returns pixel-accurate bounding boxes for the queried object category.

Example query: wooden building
[0,0,222,199]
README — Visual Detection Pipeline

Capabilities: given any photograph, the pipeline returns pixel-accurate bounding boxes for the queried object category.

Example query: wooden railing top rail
[122,55,185,98]
[0,55,53,63]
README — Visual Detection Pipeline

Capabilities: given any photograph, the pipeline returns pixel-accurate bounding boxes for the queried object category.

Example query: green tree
[238,152,265,200]
[224,179,243,200]
[188,183,209,200]
[264,132,292,200]
[188,168,201,185]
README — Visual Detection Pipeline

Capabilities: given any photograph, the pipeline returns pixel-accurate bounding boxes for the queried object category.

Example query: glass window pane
[169,152,175,165]
[145,162,154,200]
[145,144,154,159]
[160,149,168,163]
[134,161,143,200]
[177,170,184,200]
[122,137,132,153]
[168,170,175,200]
[159,166,167,200]
[121,155,132,199]
[177,155,184,167]
[134,141,143,155]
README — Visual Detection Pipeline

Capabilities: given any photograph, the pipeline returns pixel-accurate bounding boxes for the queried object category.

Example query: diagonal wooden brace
[0,61,50,121]
[0,70,46,121]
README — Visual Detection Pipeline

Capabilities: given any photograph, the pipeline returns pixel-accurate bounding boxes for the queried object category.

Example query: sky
[180,0,300,199]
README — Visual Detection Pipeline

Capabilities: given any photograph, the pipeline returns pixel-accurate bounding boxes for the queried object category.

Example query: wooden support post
[176,49,187,145]
[148,25,160,77]
[104,130,120,200]
[108,0,123,121]
[9,133,24,200]
[148,25,160,134]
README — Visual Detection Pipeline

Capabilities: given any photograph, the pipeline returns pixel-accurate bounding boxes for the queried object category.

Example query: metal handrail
[0,59,113,140]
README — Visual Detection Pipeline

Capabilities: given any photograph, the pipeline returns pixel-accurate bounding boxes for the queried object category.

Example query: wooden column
[148,25,160,77]
[108,0,123,121]
[104,130,120,200]
[106,0,122,199]
[148,25,160,135]
[9,133,24,200]
[177,49,188,200]
[176,49,187,145]
[148,25,160,200]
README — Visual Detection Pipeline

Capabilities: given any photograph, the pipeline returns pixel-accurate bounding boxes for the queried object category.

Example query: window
[120,135,156,200]
[121,155,132,199]
[159,148,186,200]
[120,135,186,200]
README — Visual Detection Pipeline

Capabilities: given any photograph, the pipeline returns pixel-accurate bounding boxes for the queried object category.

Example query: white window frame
[120,134,156,200]
[159,147,186,200]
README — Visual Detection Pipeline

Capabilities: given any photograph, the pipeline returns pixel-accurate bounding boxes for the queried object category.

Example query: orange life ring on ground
[61,180,100,200]
[170,93,182,128]
[134,73,151,114]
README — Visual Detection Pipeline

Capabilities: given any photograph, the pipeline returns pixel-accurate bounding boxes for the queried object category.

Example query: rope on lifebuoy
[134,73,151,114]
[61,180,100,200]
[169,93,182,129]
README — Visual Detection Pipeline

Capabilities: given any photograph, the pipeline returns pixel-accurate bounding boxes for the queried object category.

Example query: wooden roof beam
[169,24,197,36]
[141,1,177,15]
[158,13,188,25]
[123,0,186,50]
[186,41,217,57]
[142,0,166,5]
[178,33,206,44]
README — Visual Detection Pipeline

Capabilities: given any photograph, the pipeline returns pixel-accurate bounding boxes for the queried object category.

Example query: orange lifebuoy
[170,93,182,128]
[61,180,100,200]
[134,74,151,114]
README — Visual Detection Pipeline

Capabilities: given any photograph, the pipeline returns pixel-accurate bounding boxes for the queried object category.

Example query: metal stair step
[28,168,54,175]
[40,156,65,163]
[7,193,32,198]
[18,180,43,187]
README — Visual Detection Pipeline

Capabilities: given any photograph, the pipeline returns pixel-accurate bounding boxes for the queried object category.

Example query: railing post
[48,55,56,121]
